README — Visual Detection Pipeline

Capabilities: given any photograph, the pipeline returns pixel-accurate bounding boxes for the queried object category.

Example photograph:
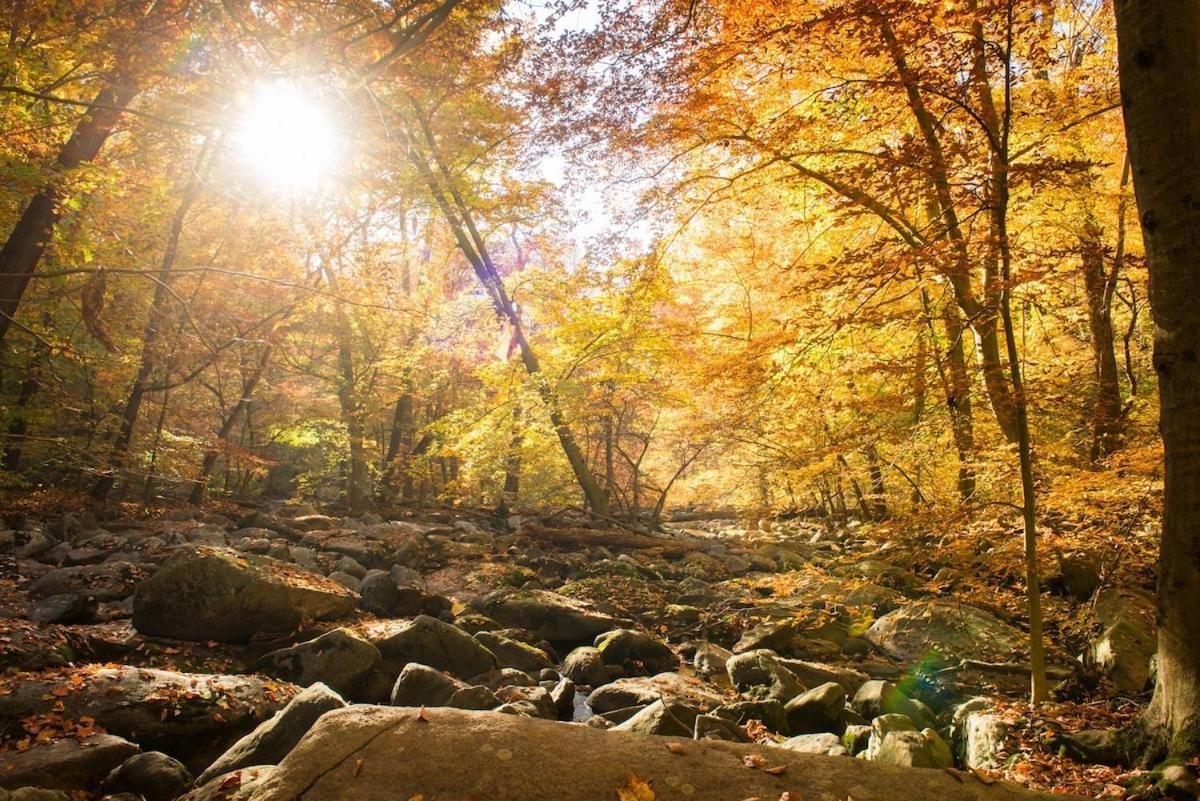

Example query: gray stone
[257,628,382,698]
[563,646,610,686]
[852,680,933,727]
[693,714,749,742]
[733,619,799,653]
[784,681,846,735]
[872,729,953,769]
[612,699,699,737]
[692,641,732,678]
[475,631,554,674]
[586,673,723,715]
[30,593,96,624]
[1088,588,1156,694]
[446,685,500,710]
[373,615,497,679]
[779,732,847,756]
[726,649,803,701]
[0,734,139,790]
[594,629,677,674]
[195,683,346,785]
[390,663,466,707]
[132,547,358,642]
[865,601,1025,667]
[103,752,192,801]
[479,589,619,643]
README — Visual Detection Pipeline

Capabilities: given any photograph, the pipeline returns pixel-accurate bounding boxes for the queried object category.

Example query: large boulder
[594,629,677,675]
[257,628,381,698]
[726,649,804,701]
[562,646,610,686]
[0,734,139,790]
[1087,588,1156,694]
[389,663,466,707]
[29,561,146,602]
[586,672,724,715]
[478,590,619,644]
[102,752,192,801]
[785,682,847,735]
[358,570,450,618]
[245,705,1083,801]
[474,631,554,674]
[195,683,346,785]
[0,666,294,770]
[611,699,699,737]
[865,601,1025,666]
[370,615,497,679]
[132,547,358,642]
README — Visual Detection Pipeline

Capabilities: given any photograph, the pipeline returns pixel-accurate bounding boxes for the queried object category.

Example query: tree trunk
[91,139,209,501]
[1079,221,1124,462]
[1114,0,1200,757]
[0,78,140,345]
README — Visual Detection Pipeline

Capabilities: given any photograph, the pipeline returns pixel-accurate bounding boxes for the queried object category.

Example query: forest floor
[0,459,1191,800]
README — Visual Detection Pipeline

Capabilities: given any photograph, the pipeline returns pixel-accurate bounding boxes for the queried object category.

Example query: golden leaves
[616,772,655,801]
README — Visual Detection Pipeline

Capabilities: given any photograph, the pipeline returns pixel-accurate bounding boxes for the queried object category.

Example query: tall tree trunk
[325,269,368,512]
[91,139,209,501]
[1114,0,1200,758]
[1079,221,1124,462]
[0,78,140,345]
[498,402,522,515]
[2,317,49,472]
[921,287,977,499]
[406,107,609,515]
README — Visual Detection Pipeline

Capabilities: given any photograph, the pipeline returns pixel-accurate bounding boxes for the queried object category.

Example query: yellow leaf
[616,772,655,801]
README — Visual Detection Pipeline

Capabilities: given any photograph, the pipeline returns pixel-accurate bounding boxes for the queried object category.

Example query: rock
[29,593,97,624]
[0,734,139,790]
[1088,588,1156,694]
[447,685,500,710]
[726,649,804,701]
[873,728,954,769]
[842,723,872,755]
[390,663,466,707]
[842,584,905,613]
[586,672,723,714]
[784,681,846,735]
[612,699,699,736]
[563,646,610,686]
[693,714,749,742]
[178,766,274,801]
[257,628,381,698]
[0,666,293,770]
[865,601,1025,667]
[1058,728,1129,766]
[961,710,1009,769]
[495,685,557,719]
[327,571,360,592]
[372,615,497,679]
[475,631,554,674]
[778,658,869,695]
[102,752,192,801]
[852,680,933,727]
[778,732,847,756]
[594,629,677,674]
[0,789,72,801]
[714,700,789,735]
[865,712,918,757]
[195,683,346,785]
[132,547,358,642]
[29,562,145,601]
[692,641,732,678]
[243,705,1080,801]
[1059,555,1101,601]
[291,515,338,532]
[549,677,576,720]
[358,571,450,618]
[479,589,619,644]
[733,619,798,653]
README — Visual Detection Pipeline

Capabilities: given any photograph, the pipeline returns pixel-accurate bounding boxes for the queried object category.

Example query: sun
[233,81,341,192]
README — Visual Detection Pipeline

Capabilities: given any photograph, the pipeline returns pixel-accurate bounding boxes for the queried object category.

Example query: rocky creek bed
[0,502,1177,800]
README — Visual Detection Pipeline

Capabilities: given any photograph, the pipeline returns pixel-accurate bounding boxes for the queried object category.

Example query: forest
[0,0,1198,799]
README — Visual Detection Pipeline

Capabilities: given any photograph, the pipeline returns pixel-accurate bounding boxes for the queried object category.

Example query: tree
[1113,0,1200,759]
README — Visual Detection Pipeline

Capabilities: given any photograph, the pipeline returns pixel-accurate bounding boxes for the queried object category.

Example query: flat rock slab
[247,706,1083,801]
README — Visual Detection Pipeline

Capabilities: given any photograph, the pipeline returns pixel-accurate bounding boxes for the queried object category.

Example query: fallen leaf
[764,765,787,776]
[353,758,364,777]
[970,768,997,785]
[743,754,767,769]
[665,742,686,755]
[616,772,655,801]
[417,706,429,722]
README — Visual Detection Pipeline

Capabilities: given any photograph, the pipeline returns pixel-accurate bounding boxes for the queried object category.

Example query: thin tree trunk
[0,78,141,345]
[1079,220,1124,462]
[1114,0,1200,758]
[921,287,977,499]
[91,138,210,500]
